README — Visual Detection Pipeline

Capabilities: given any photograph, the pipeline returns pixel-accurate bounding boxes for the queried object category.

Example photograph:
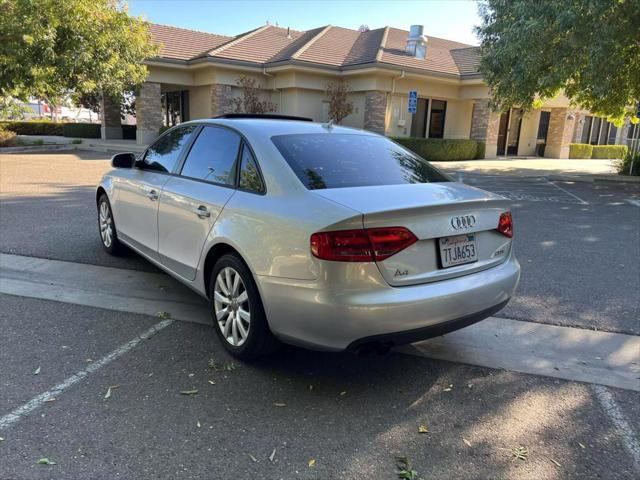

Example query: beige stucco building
[101,23,634,157]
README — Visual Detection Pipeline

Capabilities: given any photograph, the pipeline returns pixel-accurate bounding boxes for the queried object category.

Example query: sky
[128,0,482,45]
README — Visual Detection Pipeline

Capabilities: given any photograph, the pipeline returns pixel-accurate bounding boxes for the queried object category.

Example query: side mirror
[111,152,136,169]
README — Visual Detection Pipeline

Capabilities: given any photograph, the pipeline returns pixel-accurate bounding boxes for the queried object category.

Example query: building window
[162,90,189,127]
[590,117,601,145]
[599,120,609,145]
[581,116,592,144]
[410,98,429,137]
[537,111,550,140]
[607,124,618,144]
[428,100,447,138]
[410,98,447,139]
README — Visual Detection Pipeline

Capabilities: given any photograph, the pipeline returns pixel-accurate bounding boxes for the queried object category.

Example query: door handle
[193,206,211,219]
[146,189,158,201]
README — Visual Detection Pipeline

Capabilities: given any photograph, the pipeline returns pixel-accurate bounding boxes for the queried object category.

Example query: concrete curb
[548,174,640,184]
[0,144,75,154]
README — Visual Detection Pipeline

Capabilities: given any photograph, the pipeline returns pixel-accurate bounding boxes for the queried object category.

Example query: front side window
[140,126,197,173]
[180,126,241,185]
[272,133,449,190]
[238,145,264,193]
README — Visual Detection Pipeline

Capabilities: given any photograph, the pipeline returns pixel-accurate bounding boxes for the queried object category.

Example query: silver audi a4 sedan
[96,115,520,359]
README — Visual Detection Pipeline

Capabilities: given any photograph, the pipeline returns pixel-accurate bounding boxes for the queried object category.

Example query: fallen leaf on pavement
[34,366,40,375]
[418,425,429,434]
[103,385,119,400]
[156,311,171,319]
[308,459,316,467]
[44,397,56,403]
[463,438,472,447]
[37,458,56,465]
[86,358,93,363]
[578,442,586,449]
[340,391,347,396]
[269,448,276,462]
[208,380,216,385]
[549,458,561,467]
[197,421,201,428]
[248,453,258,462]
[180,389,199,396]
[395,456,419,480]
[274,402,286,407]
[0,437,4,442]
[443,384,453,392]
[511,446,528,461]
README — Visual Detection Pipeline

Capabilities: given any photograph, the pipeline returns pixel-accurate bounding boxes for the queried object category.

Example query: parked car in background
[96,115,520,359]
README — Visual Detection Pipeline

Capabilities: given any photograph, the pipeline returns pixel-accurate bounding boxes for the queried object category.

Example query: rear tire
[97,194,124,255]
[209,253,280,360]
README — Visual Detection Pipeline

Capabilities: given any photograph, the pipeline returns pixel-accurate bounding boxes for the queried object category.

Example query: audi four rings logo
[451,215,476,230]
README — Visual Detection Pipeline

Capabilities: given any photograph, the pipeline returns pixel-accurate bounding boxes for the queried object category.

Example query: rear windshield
[271,133,450,190]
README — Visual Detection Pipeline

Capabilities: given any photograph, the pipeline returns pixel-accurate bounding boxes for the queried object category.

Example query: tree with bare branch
[232,76,277,114]
[325,82,353,124]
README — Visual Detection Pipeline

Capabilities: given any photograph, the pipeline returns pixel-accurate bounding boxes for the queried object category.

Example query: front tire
[97,194,124,255]
[209,253,279,360]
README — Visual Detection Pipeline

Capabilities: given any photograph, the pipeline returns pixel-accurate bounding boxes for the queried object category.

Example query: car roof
[180,118,377,138]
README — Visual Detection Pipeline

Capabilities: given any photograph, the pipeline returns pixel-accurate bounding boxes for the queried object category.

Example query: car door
[113,125,197,258]
[157,126,242,280]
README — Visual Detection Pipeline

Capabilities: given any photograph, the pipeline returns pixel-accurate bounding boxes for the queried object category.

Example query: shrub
[569,143,593,159]
[71,138,83,144]
[591,144,628,159]
[0,125,17,146]
[0,120,64,136]
[616,150,640,176]
[63,123,101,138]
[391,137,480,161]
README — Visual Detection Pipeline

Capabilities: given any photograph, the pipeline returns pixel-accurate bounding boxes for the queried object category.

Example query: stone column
[100,95,122,140]
[136,82,163,145]
[544,108,577,158]
[618,118,631,145]
[363,91,387,134]
[469,99,500,158]
[572,112,585,143]
[211,84,234,117]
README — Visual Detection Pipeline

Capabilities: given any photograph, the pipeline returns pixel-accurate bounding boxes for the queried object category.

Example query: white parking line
[547,180,589,205]
[626,199,640,207]
[0,319,173,430]
[592,384,640,473]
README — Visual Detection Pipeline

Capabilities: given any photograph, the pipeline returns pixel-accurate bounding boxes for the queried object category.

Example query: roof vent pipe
[406,25,427,59]
[286,27,291,39]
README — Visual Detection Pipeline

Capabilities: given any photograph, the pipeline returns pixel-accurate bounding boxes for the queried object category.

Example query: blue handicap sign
[408,90,418,114]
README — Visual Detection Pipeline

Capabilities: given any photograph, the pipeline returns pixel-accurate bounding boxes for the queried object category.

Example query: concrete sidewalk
[2,252,638,391]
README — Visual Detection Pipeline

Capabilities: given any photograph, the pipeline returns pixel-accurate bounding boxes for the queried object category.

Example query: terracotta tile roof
[378,27,476,76]
[149,23,481,77]
[149,24,231,61]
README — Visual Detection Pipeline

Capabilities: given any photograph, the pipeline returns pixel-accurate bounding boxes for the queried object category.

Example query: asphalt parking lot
[1,151,639,479]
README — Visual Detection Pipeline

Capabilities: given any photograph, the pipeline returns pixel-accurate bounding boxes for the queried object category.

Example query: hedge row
[391,137,481,161]
[569,143,628,159]
[0,121,140,139]
[0,125,17,146]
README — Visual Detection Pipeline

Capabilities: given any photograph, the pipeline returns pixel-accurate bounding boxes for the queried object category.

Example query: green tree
[476,0,640,124]
[0,0,158,104]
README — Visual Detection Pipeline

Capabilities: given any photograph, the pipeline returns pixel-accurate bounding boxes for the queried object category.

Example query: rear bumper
[257,253,520,351]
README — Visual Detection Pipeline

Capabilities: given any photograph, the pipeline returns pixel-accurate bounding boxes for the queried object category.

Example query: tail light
[497,211,513,238]
[310,227,418,262]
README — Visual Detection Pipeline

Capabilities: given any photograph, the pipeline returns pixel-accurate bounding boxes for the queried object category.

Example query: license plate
[439,234,478,268]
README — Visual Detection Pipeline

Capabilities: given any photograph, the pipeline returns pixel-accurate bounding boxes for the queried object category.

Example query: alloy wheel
[99,201,113,248]
[213,267,251,346]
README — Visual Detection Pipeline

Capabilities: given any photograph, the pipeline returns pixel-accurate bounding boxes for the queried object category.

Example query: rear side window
[140,126,197,173]
[181,126,241,185]
[238,145,264,193]
[272,133,449,190]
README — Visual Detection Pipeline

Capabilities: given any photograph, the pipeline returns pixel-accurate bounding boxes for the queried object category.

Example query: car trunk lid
[313,183,513,286]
